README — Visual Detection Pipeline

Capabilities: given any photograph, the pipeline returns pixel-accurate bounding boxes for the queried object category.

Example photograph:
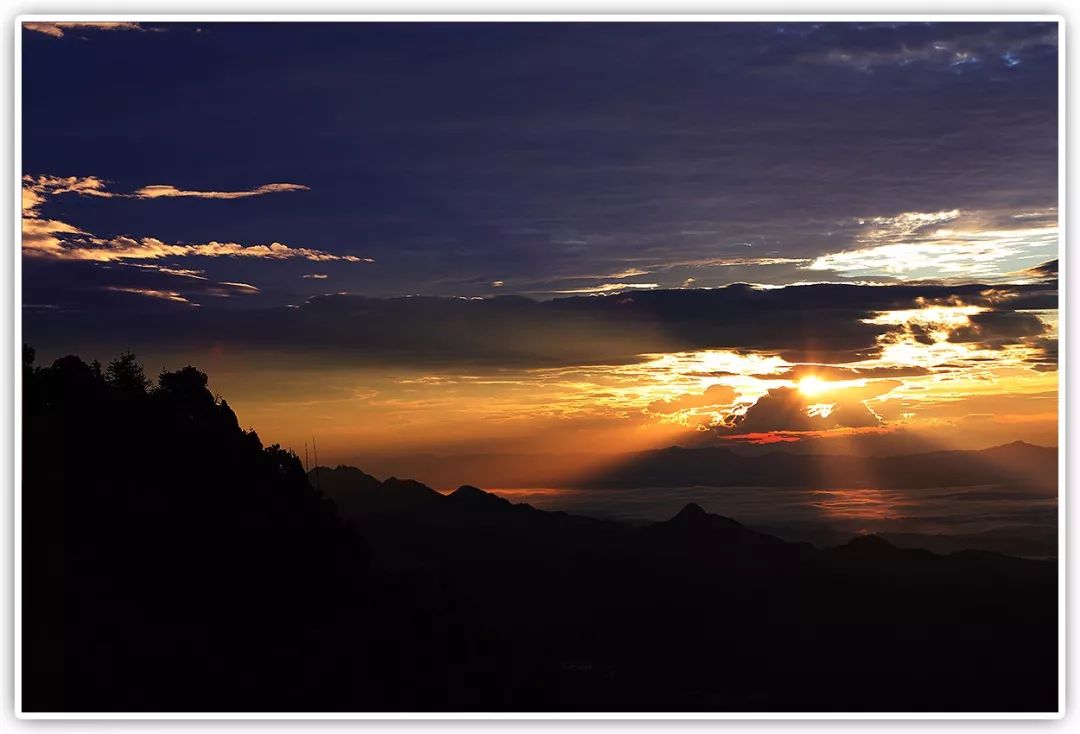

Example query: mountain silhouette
[344,440,1057,493]
[576,441,1057,491]
[22,348,1058,713]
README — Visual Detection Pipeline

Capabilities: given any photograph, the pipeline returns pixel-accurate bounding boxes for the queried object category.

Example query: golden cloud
[21,173,369,264]
[23,21,144,38]
[132,183,311,199]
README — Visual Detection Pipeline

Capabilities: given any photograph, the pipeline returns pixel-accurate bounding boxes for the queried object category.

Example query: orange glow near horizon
[117,299,1054,491]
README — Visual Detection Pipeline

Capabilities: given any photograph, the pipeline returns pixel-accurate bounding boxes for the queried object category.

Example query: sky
[21,21,1059,484]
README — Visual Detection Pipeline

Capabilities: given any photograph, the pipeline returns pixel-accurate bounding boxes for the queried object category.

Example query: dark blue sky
[22,20,1058,361]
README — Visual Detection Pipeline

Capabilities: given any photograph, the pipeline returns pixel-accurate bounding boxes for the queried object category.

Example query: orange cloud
[645,383,737,415]
[549,283,659,295]
[29,235,369,264]
[132,183,310,199]
[23,21,144,38]
[220,281,258,290]
[23,175,309,202]
[21,174,370,264]
[723,432,803,445]
[104,286,196,305]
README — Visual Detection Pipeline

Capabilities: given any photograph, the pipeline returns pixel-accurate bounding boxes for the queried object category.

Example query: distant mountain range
[575,440,1057,491]
[311,441,1058,558]
[308,453,1057,557]
[306,462,1057,711]
[334,440,1057,492]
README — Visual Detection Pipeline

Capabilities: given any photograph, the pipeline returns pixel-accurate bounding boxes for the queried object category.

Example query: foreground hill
[22,349,1057,713]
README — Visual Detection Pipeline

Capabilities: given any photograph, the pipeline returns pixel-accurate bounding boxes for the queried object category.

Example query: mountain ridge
[307,463,1051,560]
[333,441,1057,492]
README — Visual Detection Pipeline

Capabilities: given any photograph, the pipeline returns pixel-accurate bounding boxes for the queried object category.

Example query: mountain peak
[448,484,509,507]
[673,502,707,521]
[993,440,1041,450]
[840,534,895,554]
[451,484,487,498]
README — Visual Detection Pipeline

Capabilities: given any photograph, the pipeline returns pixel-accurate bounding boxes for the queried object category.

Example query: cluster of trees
[22,347,405,711]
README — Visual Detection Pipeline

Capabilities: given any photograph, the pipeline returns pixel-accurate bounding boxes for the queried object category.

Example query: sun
[797,376,829,397]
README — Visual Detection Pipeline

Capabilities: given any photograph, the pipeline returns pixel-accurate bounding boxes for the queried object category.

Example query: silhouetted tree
[21,348,385,713]
[105,350,149,395]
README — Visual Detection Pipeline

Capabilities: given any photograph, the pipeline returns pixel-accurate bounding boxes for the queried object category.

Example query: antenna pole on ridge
[312,437,321,492]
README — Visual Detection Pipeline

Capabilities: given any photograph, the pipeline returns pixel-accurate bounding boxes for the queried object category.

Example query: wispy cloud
[302,273,329,280]
[806,209,1058,280]
[122,263,208,280]
[219,281,260,292]
[548,283,659,295]
[22,173,369,264]
[132,182,310,199]
[595,268,652,279]
[809,24,1057,71]
[24,21,145,38]
[21,217,91,258]
[23,175,309,201]
[30,235,371,264]
[662,256,810,269]
[107,265,260,305]
[104,286,196,305]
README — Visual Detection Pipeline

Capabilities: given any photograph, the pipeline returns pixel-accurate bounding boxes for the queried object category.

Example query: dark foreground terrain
[23,350,1058,713]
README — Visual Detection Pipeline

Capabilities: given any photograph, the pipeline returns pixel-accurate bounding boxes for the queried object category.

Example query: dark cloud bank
[26,279,1057,370]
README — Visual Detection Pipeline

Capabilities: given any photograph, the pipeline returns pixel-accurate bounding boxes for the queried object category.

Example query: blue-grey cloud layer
[22,21,1058,319]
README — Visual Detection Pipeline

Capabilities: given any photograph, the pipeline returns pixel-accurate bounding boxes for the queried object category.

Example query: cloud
[854,209,962,244]
[725,381,901,435]
[24,22,145,38]
[132,183,311,199]
[604,268,652,279]
[22,176,111,205]
[22,174,366,265]
[21,217,90,258]
[945,310,1048,347]
[25,258,275,310]
[806,209,1058,280]
[303,274,329,280]
[548,283,659,295]
[23,282,1057,371]
[1023,259,1058,280]
[1025,337,1058,372]
[807,231,1055,278]
[808,23,1057,71]
[28,235,369,264]
[649,256,812,272]
[122,263,208,280]
[758,364,934,381]
[104,286,196,306]
[23,175,309,202]
[646,384,737,415]
[219,281,260,292]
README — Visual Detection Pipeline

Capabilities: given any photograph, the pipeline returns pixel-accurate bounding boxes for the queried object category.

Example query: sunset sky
[22,21,1059,483]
